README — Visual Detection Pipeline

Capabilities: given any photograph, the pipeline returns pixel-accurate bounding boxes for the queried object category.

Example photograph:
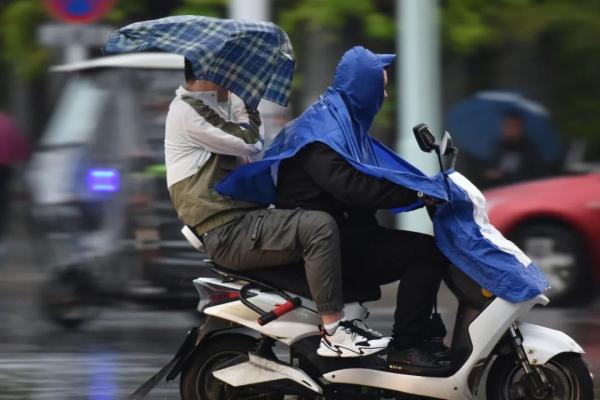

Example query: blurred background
[0,0,598,399]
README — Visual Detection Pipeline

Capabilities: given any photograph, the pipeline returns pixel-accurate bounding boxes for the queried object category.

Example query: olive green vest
[169,152,261,235]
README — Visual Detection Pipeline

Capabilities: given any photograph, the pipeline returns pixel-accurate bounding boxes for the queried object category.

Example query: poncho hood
[332,46,394,137]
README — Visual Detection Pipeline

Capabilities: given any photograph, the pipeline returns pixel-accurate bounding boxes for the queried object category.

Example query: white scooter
[131,126,594,400]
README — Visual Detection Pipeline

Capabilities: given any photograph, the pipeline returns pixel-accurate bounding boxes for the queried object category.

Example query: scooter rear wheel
[486,353,594,400]
[179,334,284,400]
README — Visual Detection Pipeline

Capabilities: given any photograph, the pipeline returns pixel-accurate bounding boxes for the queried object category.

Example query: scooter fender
[128,327,201,399]
[518,322,584,366]
[128,316,238,399]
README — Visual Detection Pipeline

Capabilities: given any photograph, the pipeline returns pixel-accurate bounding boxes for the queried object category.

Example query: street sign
[39,23,114,46]
[43,0,116,24]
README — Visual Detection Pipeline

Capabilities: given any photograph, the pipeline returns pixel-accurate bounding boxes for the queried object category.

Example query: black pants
[339,220,448,347]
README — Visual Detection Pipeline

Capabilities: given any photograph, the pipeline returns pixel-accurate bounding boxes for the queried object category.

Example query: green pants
[202,208,343,314]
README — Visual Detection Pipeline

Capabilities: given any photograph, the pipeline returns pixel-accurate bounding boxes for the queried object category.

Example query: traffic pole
[396,0,441,233]
[229,0,270,21]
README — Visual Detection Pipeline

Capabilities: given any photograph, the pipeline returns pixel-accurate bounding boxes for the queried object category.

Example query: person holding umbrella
[105,16,388,357]
[446,91,564,188]
[0,114,30,261]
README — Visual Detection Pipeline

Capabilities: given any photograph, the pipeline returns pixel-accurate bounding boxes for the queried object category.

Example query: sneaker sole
[317,343,387,358]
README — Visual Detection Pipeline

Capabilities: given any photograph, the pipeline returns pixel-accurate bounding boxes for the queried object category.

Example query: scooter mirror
[439,131,453,156]
[413,123,438,153]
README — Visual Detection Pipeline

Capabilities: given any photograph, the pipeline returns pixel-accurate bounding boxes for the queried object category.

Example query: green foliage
[174,0,227,17]
[364,12,395,42]
[104,0,147,24]
[442,0,600,53]
[0,0,49,78]
[279,0,393,40]
[442,0,497,53]
[0,0,226,80]
[279,0,395,125]
[442,0,600,154]
[0,0,597,154]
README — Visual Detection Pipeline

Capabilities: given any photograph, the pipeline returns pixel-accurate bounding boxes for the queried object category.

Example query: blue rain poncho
[217,46,548,302]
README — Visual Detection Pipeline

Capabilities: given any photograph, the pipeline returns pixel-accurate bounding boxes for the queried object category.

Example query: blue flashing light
[87,168,120,193]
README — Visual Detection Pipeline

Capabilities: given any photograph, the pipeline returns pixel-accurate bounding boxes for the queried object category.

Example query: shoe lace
[339,320,379,340]
[351,318,383,338]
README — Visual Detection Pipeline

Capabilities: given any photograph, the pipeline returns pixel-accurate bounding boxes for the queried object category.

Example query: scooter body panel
[198,277,369,345]
[203,297,320,346]
[323,369,463,400]
[323,295,550,399]
[464,294,548,369]
[213,353,323,394]
[519,322,584,365]
[196,280,585,399]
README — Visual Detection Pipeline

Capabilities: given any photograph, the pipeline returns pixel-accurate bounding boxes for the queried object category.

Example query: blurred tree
[277,0,396,144]
[106,0,228,22]
[0,0,228,80]
[174,0,227,17]
[442,0,600,158]
[279,0,600,159]
[279,0,393,42]
[0,0,48,78]
[1,0,597,157]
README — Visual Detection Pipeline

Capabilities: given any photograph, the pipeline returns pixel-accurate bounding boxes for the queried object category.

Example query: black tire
[510,223,594,306]
[38,268,101,329]
[180,334,283,400]
[486,353,594,400]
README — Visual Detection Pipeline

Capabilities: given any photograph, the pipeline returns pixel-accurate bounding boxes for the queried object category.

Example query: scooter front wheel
[486,353,594,400]
[179,334,284,400]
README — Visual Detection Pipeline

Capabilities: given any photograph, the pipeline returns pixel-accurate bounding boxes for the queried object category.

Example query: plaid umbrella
[104,15,295,109]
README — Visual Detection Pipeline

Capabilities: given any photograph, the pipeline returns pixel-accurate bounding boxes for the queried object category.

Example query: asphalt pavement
[1,213,598,399]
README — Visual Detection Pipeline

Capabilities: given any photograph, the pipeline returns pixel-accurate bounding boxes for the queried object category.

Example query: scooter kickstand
[256,335,277,360]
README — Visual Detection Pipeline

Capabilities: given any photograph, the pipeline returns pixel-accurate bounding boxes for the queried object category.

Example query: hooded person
[216,46,548,374]
[220,46,451,374]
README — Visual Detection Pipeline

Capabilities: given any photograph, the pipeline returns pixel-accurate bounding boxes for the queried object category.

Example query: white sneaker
[350,318,385,338]
[317,319,390,357]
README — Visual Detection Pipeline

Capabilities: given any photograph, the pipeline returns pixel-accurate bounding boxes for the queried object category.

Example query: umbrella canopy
[104,15,295,109]
[446,91,563,163]
[0,114,29,166]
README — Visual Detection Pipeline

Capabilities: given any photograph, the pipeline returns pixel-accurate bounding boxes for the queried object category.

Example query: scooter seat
[179,226,381,303]
[209,261,381,304]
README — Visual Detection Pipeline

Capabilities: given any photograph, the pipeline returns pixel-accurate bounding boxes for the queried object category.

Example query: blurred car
[28,53,213,328]
[484,172,600,306]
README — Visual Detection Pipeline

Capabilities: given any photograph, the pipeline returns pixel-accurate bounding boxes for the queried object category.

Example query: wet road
[1,229,599,399]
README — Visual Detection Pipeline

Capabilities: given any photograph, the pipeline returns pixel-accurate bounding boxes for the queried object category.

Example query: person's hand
[423,196,443,206]
[418,191,444,206]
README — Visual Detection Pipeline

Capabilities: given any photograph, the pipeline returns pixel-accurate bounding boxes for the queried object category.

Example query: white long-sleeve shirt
[165,86,263,188]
